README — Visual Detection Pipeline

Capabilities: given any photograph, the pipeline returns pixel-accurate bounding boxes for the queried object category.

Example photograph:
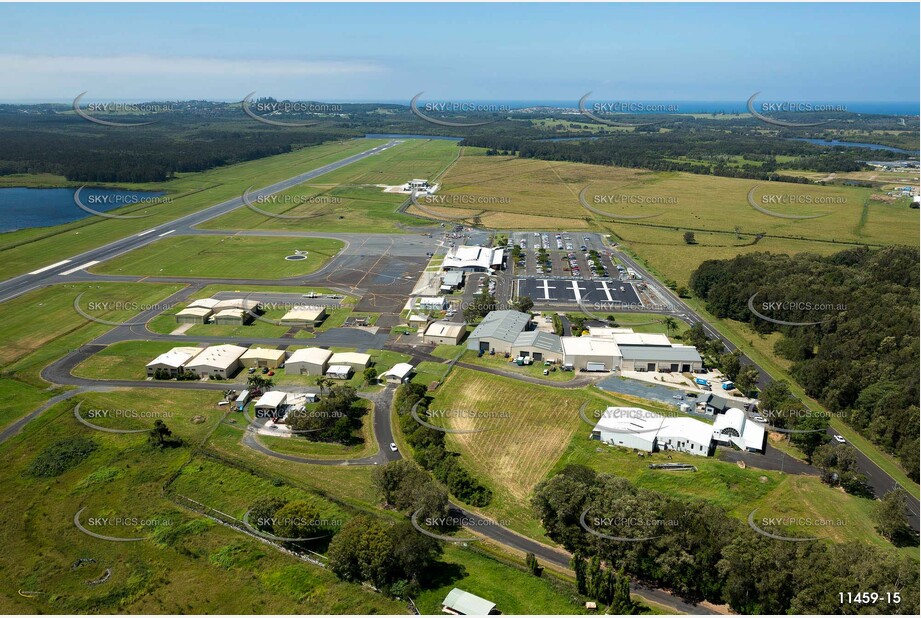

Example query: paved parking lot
[517,277,642,305]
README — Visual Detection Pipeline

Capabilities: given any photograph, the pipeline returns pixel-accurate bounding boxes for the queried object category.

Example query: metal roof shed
[441,588,496,615]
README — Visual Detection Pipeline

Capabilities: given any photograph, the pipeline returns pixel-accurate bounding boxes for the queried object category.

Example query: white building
[382,362,415,384]
[185,344,248,379]
[591,406,714,457]
[326,365,353,380]
[417,296,447,311]
[286,347,332,376]
[442,245,505,272]
[328,352,371,370]
[146,347,203,377]
[712,408,766,453]
[254,391,288,418]
[560,336,622,371]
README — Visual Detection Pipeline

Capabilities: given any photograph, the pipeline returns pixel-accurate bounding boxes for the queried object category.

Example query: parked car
[833,434,846,444]
[752,415,767,423]
[390,443,399,452]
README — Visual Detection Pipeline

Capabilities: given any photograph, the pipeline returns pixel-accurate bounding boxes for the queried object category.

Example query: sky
[0,2,918,104]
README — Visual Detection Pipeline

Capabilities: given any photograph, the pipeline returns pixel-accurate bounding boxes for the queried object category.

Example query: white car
[833,435,846,444]
[390,442,399,452]
[752,415,767,423]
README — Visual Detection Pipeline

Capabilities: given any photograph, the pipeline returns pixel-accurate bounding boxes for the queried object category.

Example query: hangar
[328,352,371,370]
[146,346,203,377]
[443,245,504,272]
[185,344,247,379]
[240,348,286,369]
[619,345,702,373]
[560,336,622,371]
[280,306,327,326]
[175,306,212,324]
[510,331,564,362]
[465,310,531,354]
[254,391,288,418]
[591,407,714,457]
[712,408,766,453]
[285,347,332,376]
[213,308,250,326]
[423,321,467,346]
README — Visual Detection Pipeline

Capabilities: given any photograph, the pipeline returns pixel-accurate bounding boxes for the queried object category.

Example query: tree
[735,365,760,395]
[572,552,588,595]
[148,419,179,448]
[249,496,288,532]
[272,500,322,539]
[363,367,378,385]
[327,516,395,589]
[719,351,742,381]
[675,285,689,298]
[610,571,635,614]
[247,374,273,394]
[525,552,541,576]
[388,521,443,585]
[513,296,534,313]
[683,231,696,244]
[663,316,678,338]
[874,490,911,544]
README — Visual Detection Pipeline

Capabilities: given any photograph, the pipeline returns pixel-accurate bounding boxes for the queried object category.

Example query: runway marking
[59,261,100,276]
[137,228,158,236]
[598,280,614,302]
[28,260,71,275]
[157,229,176,237]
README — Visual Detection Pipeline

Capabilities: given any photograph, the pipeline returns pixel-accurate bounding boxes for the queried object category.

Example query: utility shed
[441,588,496,615]
[326,365,353,380]
[423,321,467,345]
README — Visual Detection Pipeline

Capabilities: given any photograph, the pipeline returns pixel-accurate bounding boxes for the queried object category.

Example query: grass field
[92,235,343,279]
[0,139,384,280]
[0,282,184,428]
[72,341,192,381]
[0,386,410,614]
[255,399,377,460]
[200,139,461,233]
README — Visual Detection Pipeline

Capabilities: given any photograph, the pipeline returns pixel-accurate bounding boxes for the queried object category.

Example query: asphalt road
[0,139,399,304]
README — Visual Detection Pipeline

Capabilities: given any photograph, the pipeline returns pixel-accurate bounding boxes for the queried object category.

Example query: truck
[722,381,735,391]
[694,377,709,386]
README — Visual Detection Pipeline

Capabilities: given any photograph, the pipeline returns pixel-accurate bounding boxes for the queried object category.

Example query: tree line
[689,246,919,480]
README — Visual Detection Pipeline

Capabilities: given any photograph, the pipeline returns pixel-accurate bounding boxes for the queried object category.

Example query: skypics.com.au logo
[73,186,172,220]
[57,92,174,127]
[578,93,679,127]
[747,92,847,128]
[241,92,342,127]
[410,93,509,127]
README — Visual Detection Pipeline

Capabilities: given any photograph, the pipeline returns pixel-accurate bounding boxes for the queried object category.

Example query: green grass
[0,389,406,614]
[460,349,575,382]
[199,139,460,233]
[72,341,195,381]
[253,399,377,460]
[0,377,53,430]
[414,544,586,615]
[93,235,343,279]
[0,139,384,280]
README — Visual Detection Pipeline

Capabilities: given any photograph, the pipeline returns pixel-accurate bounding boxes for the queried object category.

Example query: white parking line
[28,260,71,275]
[539,279,555,300]
[137,228,158,237]
[569,280,586,302]
[598,280,614,302]
[59,261,100,276]
[157,229,176,237]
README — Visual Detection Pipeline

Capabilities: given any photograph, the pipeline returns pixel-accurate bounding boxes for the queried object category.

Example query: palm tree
[663,316,678,338]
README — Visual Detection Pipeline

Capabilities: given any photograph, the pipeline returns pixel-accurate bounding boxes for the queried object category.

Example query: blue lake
[364,133,464,141]
[0,187,167,233]
[787,138,918,155]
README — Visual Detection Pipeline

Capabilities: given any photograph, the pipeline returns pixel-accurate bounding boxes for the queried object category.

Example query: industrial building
[285,347,332,376]
[184,344,247,379]
[591,407,714,457]
[280,305,327,326]
[440,270,465,292]
[619,344,702,373]
[466,310,531,354]
[423,321,467,346]
[240,348,286,369]
[560,336,622,371]
[417,296,447,311]
[145,346,203,377]
[510,330,564,363]
[442,245,505,272]
[328,352,371,370]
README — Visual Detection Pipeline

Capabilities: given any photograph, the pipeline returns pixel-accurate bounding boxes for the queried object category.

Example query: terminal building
[442,245,505,273]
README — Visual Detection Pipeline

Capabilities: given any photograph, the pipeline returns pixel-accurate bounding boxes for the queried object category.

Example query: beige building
[240,348,286,369]
[185,344,247,379]
[213,308,250,326]
[285,347,332,376]
[280,305,327,326]
[328,352,371,370]
[423,321,467,346]
[175,306,212,324]
[187,298,221,310]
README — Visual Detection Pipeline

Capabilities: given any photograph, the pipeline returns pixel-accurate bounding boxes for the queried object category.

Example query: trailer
[234,390,250,411]
[585,362,608,372]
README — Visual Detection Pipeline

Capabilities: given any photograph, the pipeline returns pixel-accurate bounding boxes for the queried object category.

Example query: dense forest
[533,465,919,614]
[0,100,915,184]
[689,246,920,479]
